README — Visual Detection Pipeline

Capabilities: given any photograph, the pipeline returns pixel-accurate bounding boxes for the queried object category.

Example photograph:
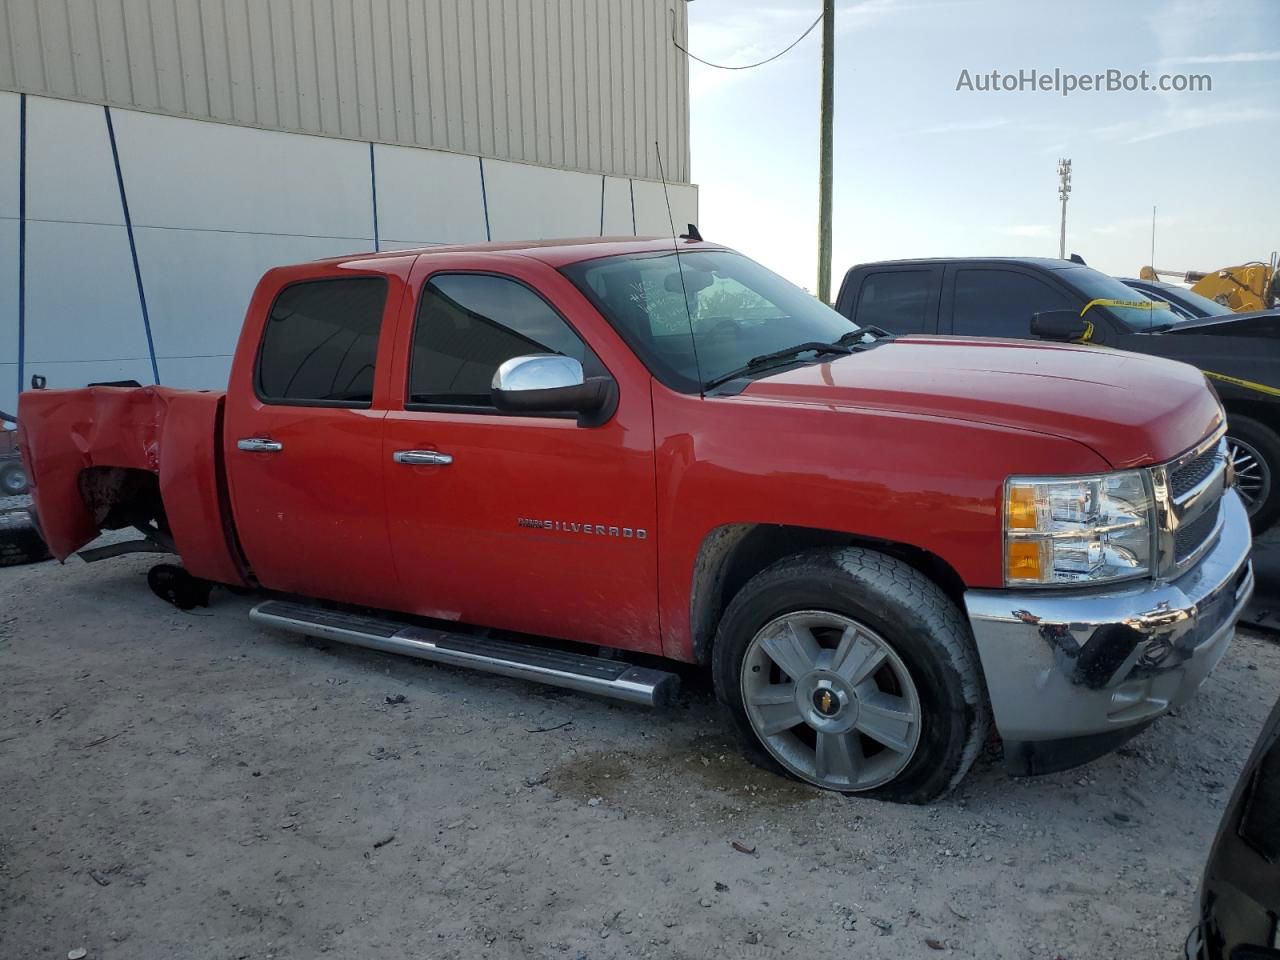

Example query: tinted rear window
[853,271,932,334]
[256,278,388,406]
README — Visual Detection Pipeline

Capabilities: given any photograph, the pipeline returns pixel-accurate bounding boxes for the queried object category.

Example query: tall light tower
[1057,158,1072,259]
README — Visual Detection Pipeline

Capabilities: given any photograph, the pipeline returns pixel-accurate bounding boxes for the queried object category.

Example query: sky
[684,0,1280,292]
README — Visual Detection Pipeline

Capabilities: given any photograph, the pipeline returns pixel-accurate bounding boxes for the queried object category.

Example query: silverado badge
[517,518,648,540]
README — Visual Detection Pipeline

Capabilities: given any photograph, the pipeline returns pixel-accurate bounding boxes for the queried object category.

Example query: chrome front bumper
[964,490,1254,743]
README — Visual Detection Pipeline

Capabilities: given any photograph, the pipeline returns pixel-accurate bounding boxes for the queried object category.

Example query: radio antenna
[655,140,706,398]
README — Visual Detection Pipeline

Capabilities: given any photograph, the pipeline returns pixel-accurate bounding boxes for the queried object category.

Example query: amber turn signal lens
[1007,540,1043,581]
[1006,484,1039,530]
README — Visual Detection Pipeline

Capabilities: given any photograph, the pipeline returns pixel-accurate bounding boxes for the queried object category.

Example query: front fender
[651,388,1111,662]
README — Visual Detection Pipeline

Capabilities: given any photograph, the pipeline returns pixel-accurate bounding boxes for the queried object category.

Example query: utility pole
[817,0,834,302]
[1057,158,1072,259]
[1150,205,1156,272]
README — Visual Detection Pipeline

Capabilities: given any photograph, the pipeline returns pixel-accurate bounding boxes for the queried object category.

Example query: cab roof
[314,236,722,270]
[849,256,1085,271]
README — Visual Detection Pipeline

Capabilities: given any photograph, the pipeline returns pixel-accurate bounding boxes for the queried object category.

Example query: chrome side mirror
[491,354,617,427]
[493,354,584,393]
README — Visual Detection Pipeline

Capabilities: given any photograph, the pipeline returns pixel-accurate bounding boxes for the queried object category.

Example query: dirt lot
[2,553,1277,960]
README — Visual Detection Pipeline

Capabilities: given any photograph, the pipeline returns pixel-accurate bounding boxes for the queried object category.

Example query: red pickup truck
[17,237,1254,803]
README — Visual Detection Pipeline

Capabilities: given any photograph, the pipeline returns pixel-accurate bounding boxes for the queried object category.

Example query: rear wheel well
[77,467,172,543]
[689,524,968,664]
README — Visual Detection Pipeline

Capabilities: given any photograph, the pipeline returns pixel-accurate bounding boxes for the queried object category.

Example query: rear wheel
[712,548,988,804]
[1226,415,1279,532]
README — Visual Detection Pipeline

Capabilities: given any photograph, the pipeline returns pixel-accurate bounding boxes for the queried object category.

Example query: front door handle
[393,450,453,466]
[237,437,283,453]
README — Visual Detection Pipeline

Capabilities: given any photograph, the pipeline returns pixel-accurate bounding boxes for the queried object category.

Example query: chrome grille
[1175,500,1221,563]
[1152,426,1228,578]
[1170,449,1218,499]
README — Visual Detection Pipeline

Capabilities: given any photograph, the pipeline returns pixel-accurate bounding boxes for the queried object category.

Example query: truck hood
[735,336,1222,468]
[1168,309,1280,337]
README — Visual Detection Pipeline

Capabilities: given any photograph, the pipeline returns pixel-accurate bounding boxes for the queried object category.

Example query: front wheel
[712,548,989,804]
[1226,415,1279,533]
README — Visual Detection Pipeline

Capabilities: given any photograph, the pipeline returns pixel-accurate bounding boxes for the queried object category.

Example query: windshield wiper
[703,341,852,392]
[837,324,896,346]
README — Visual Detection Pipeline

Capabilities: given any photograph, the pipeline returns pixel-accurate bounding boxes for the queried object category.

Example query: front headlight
[1004,470,1153,586]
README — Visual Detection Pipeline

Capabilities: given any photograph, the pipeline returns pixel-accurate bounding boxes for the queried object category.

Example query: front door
[381,262,661,654]
[224,271,401,608]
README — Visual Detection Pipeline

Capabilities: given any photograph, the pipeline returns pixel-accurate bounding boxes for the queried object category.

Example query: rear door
[838,266,942,335]
[380,257,662,653]
[224,262,410,608]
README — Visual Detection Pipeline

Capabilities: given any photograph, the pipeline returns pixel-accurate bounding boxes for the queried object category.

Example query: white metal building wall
[0,0,691,183]
[0,90,698,414]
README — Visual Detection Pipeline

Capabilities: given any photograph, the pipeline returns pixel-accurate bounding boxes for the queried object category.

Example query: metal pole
[817,0,834,302]
[1059,195,1066,259]
[1056,158,1071,260]
[1150,205,1156,272]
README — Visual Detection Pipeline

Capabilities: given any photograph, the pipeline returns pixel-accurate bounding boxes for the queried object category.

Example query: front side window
[854,270,933,334]
[256,277,388,405]
[408,273,603,409]
[1059,266,1180,331]
[951,269,1074,338]
[562,250,858,392]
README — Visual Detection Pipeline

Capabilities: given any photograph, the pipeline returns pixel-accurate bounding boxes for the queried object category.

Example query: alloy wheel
[1227,435,1270,518]
[741,611,922,792]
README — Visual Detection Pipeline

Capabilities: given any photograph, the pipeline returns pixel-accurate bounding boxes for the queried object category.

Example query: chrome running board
[249,599,679,708]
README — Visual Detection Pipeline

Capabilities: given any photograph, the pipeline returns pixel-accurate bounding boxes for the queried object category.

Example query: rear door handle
[237,437,283,453]
[393,450,453,466]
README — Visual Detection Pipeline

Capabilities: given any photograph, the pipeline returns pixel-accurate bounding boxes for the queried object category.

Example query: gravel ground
[0,492,32,511]
[1,552,1277,960]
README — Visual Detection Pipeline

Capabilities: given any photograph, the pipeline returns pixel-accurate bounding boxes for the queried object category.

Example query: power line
[672,11,823,70]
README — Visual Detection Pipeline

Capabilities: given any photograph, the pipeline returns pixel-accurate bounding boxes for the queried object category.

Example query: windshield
[562,250,860,392]
[1149,283,1234,318]
[1059,265,1180,331]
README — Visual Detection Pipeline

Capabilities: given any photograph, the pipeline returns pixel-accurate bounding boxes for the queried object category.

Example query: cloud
[1147,0,1232,65]
[918,117,1008,135]
[685,5,824,102]
[686,0,975,102]
[1089,219,1148,236]
[835,0,969,34]
[1088,214,1185,237]
[999,225,1055,238]
[1162,50,1280,65]
[1097,104,1277,144]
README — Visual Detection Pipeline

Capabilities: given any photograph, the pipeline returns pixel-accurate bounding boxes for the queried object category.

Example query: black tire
[147,563,213,609]
[0,459,28,496]
[1226,414,1280,533]
[711,547,989,804]
[0,508,53,567]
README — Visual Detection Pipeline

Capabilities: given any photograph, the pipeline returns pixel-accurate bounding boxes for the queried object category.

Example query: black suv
[836,258,1280,531]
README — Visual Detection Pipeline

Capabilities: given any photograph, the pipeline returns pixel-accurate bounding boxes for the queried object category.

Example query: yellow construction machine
[1139,253,1279,312]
